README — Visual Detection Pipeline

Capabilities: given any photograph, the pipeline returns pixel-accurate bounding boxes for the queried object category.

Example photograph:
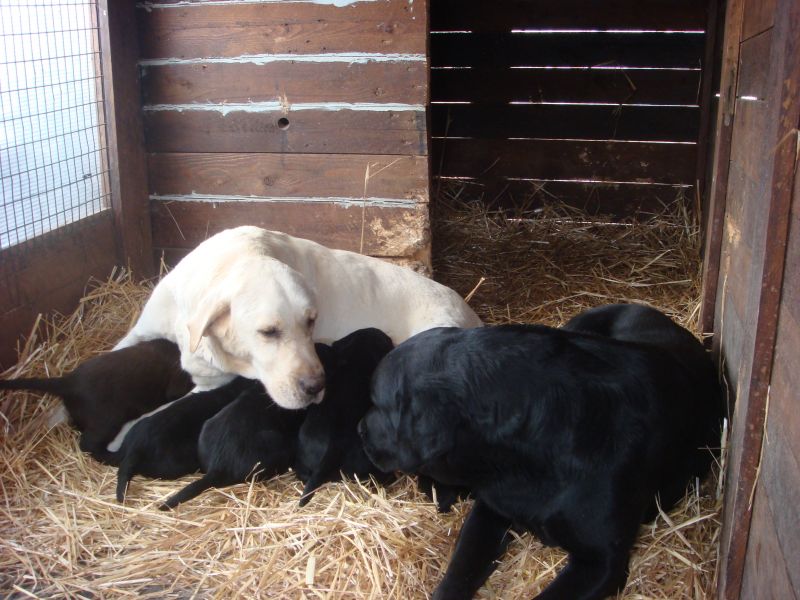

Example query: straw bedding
[1,196,722,599]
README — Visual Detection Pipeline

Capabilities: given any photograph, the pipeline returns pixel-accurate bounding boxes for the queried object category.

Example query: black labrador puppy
[295,328,395,506]
[163,328,395,509]
[161,382,305,510]
[359,323,723,600]
[0,339,193,460]
[113,377,252,502]
[563,302,703,353]
[563,303,725,433]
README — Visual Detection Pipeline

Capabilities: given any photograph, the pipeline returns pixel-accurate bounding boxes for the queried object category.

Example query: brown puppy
[0,339,193,461]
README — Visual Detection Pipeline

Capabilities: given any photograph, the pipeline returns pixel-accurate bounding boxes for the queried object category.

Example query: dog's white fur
[115,227,482,409]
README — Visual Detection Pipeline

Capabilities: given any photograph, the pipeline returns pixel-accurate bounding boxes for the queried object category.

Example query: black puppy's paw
[431,581,472,600]
[418,476,468,513]
[435,487,470,513]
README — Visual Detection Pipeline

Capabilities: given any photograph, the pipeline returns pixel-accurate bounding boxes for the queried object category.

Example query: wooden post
[96,0,154,278]
[694,0,721,233]
[698,0,744,338]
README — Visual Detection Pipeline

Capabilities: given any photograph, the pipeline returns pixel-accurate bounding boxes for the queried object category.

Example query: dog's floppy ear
[411,396,460,466]
[314,343,336,375]
[187,298,231,353]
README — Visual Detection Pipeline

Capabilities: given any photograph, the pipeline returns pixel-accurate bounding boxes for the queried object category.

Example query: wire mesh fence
[0,0,110,250]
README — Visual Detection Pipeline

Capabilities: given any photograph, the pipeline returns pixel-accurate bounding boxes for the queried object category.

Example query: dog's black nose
[299,374,325,396]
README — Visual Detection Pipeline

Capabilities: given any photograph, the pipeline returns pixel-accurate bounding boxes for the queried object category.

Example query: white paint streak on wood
[139,53,426,67]
[143,102,424,114]
[138,0,381,9]
[150,193,419,208]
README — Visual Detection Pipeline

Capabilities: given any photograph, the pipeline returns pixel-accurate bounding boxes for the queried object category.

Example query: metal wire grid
[0,0,110,249]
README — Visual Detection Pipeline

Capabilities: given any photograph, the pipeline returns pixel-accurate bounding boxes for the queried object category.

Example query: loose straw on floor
[1,196,721,598]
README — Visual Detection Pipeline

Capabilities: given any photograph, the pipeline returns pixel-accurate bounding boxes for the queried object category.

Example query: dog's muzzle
[299,374,325,397]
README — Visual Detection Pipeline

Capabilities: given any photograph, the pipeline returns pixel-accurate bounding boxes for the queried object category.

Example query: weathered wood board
[429,0,710,214]
[0,213,118,368]
[137,0,430,265]
[700,0,800,597]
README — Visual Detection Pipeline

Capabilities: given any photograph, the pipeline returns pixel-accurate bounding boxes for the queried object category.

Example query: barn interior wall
[2,0,720,366]
[135,0,431,270]
[2,3,798,597]
[429,0,713,216]
[0,215,119,368]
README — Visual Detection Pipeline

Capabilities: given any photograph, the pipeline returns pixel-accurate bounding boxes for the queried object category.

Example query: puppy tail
[0,376,67,396]
[160,474,221,511]
[116,456,135,503]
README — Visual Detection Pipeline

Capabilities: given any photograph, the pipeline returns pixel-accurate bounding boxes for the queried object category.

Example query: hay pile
[1,197,721,599]
[432,185,703,332]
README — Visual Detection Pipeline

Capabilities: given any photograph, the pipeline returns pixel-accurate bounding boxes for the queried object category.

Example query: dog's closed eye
[259,327,282,339]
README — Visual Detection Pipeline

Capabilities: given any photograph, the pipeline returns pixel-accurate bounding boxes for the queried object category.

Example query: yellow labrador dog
[115,227,482,410]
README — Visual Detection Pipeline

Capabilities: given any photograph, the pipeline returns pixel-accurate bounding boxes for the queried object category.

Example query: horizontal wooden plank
[150,199,429,258]
[148,153,429,201]
[433,138,696,184]
[431,0,708,31]
[142,61,428,105]
[138,0,426,59]
[0,285,102,370]
[435,178,691,217]
[430,32,705,68]
[144,109,427,154]
[0,212,119,369]
[430,104,700,142]
[0,212,117,308]
[431,67,701,104]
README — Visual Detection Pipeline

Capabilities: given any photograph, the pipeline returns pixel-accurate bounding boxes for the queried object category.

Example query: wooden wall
[747,171,800,599]
[430,0,712,215]
[700,0,800,597]
[0,215,119,369]
[136,0,431,269]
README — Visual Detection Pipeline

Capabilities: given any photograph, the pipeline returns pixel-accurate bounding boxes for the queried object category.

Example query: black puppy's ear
[315,343,336,374]
[411,399,460,467]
